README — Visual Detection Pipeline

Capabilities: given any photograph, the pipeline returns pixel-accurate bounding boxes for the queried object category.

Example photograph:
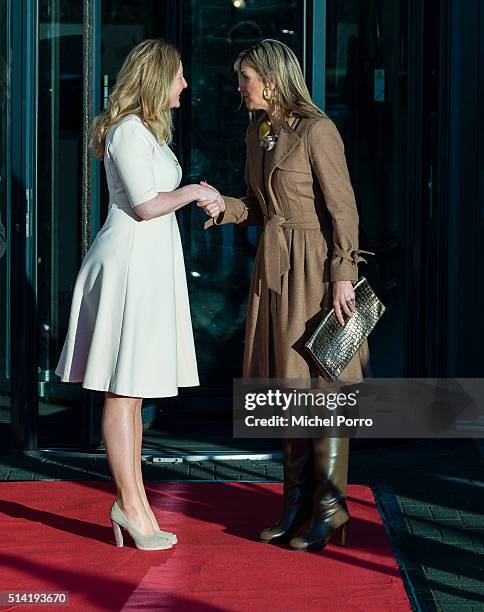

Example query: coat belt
[262,214,375,294]
[262,214,321,294]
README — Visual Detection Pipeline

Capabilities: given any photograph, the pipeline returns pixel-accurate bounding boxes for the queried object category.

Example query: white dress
[55,115,199,397]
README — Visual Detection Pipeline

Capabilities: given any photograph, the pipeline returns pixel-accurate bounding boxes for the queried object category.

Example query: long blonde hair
[90,39,181,160]
[234,39,326,123]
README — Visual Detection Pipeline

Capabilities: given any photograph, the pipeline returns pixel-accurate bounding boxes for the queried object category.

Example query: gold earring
[262,87,272,102]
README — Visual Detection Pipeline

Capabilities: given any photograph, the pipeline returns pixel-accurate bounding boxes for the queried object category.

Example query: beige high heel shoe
[143,502,177,544]
[110,501,173,551]
[155,528,177,544]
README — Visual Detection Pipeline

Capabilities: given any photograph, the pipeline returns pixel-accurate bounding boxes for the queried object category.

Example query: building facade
[1,0,483,451]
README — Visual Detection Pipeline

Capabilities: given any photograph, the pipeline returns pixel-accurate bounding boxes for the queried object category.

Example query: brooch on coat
[259,120,282,151]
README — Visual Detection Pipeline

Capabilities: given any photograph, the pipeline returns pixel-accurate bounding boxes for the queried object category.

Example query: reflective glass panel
[38,0,84,386]
[179,0,305,386]
[326,0,409,375]
[37,0,85,444]
[0,0,11,431]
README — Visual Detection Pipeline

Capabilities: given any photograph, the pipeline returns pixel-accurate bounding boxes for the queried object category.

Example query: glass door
[0,0,12,446]
[37,0,84,446]
[36,0,172,448]
[177,0,306,387]
[325,0,411,376]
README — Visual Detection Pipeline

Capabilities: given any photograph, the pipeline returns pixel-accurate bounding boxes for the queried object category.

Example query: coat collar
[268,120,303,173]
[247,117,303,215]
[249,117,302,170]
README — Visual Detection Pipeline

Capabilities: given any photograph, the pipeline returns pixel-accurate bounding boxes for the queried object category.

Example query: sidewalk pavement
[1,438,483,612]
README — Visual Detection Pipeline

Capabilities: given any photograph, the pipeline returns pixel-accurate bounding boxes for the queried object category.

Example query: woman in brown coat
[200,39,370,551]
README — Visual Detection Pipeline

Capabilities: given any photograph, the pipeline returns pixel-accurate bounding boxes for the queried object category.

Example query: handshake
[195,180,226,219]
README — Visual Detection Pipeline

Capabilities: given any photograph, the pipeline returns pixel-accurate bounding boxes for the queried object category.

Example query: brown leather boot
[289,437,350,551]
[259,437,314,544]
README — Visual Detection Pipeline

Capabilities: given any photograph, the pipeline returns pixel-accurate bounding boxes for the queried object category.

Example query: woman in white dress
[55,39,218,550]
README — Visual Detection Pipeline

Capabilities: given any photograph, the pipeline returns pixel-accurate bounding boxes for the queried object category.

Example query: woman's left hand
[332,280,356,326]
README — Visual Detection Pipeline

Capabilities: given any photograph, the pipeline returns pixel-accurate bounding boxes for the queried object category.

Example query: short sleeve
[109,120,158,208]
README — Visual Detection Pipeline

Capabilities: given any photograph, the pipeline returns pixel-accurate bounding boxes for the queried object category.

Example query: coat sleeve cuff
[204,196,251,230]
[204,213,224,229]
[330,248,375,282]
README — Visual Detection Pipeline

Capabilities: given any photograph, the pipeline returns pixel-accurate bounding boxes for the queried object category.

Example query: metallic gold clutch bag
[305,277,386,381]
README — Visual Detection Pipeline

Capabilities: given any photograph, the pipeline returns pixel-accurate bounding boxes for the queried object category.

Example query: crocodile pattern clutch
[305,277,386,381]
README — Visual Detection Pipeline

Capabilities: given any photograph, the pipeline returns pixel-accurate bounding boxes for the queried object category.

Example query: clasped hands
[196,180,225,219]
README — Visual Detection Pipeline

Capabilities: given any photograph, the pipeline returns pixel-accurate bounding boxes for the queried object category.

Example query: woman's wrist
[191,184,202,201]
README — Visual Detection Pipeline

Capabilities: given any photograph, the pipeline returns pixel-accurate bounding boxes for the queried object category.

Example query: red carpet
[0,481,410,611]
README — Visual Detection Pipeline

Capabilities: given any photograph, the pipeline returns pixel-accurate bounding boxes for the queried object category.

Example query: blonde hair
[234,39,326,123]
[90,39,181,160]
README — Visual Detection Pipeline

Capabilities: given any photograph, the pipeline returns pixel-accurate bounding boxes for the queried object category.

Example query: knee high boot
[289,437,350,551]
[259,437,314,544]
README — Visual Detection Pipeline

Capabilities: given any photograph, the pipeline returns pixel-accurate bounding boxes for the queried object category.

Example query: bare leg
[134,399,161,530]
[134,401,177,540]
[102,392,155,536]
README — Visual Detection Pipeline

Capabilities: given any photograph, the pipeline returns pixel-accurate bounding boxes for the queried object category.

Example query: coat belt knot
[262,213,321,294]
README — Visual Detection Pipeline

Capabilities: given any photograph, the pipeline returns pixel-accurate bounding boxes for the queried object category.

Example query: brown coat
[205,115,370,382]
